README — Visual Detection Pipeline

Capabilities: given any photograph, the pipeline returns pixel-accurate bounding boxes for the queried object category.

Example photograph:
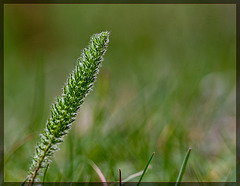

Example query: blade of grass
[175,147,192,186]
[56,170,62,182]
[89,160,107,186]
[190,166,203,183]
[122,171,143,183]
[5,133,36,163]
[136,152,155,186]
[42,163,50,184]
[119,168,121,186]
[29,57,45,131]
[121,165,152,184]
[20,177,28,186]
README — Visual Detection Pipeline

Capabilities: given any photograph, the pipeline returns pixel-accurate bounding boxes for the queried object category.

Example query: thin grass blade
[43,163,50,184]
[136,152,155,186]
[119,168,121,186]
[20,177,28,186]
[122,171,143,183]
[121,165,152,184]
[175,147,192,186]
[5,133,35,163]
[89,160,107,186]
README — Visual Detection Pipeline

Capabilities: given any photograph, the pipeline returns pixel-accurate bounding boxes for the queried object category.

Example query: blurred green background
[4,4,236,182]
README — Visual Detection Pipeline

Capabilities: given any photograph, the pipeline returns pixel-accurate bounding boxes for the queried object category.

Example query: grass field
[4,4,236,182]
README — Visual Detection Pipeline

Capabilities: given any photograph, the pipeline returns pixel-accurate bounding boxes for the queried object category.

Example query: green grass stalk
[175,147,192,186]
[136,152,155,186]
[26,31,110,184]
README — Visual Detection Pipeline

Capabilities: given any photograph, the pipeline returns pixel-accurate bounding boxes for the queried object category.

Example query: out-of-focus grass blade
[122,170,143,184]
[20,177,28,186]
[121,165,152,184]
[175,147,192,186]
[136,152,155,186]
[56,171,62,182]
[119,168,121,186]
[43,163,50,184]
[89,160,107,186]
[190,165,203,184]
[5,133,36,163]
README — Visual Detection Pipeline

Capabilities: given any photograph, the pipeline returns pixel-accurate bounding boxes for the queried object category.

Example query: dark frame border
[0,1,239,185]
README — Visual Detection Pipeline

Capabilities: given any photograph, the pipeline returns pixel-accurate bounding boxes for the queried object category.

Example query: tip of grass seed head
[102,30,110,35]
[101,31,110,41]
[97,31,110,37]
[188,147,192,151]
[103,31,110,38]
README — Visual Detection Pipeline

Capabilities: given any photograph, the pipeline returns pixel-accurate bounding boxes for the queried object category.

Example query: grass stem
[136,152,155,186]
[175,147,192,186]
[119,168,121,186]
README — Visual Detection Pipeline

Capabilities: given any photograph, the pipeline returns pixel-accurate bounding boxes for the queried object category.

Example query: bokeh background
[4,4,236,182]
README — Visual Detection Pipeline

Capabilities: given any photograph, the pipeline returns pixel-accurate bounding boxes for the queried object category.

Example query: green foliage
[4,5,236,182]
[42,163,49,184]
[27,31,110,183]
[175,148,192,186]
[137,152,155,186]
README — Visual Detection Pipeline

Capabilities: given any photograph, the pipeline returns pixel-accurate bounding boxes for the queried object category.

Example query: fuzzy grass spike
[27,31,110,184]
